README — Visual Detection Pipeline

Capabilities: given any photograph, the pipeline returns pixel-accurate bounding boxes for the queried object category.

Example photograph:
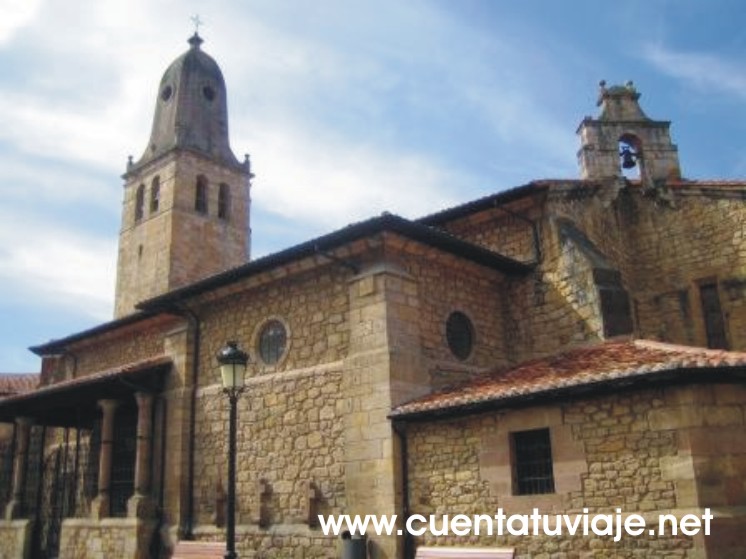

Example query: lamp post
[217,341,249,559]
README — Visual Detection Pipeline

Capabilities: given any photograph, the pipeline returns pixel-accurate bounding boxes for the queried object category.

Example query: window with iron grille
[512,428,555,495]
[258,319,287,365]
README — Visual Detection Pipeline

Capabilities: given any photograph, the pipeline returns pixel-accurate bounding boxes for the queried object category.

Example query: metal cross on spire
[191,14,203,34]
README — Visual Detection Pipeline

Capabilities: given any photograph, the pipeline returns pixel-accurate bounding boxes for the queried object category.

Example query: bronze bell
[620,146,637,169]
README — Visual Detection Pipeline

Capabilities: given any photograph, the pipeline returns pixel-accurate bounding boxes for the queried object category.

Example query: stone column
[128,392,156,518]
[91,399,118,519]
[4,417,33,520]
[343,262,427,558]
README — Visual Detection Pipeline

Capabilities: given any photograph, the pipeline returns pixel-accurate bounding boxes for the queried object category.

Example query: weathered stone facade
[404,382,746,558]
[1,33,745,559]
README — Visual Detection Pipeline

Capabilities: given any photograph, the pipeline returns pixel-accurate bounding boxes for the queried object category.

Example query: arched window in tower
[619,134,643,180]
[218,183,230,220]
[135,184,145,222]
[150,176,160,214]
[195,175,208,214]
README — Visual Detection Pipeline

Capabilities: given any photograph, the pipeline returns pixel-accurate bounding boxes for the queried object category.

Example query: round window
[203,85,215,101]
[160,85,173,102]
[258,320,287,365]
[446,311,474,360]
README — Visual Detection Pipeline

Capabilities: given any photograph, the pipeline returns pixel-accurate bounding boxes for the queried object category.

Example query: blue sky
[1,0,744,372]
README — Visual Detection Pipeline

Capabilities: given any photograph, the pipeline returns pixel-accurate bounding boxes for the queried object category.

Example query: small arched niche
[618,133,643,180]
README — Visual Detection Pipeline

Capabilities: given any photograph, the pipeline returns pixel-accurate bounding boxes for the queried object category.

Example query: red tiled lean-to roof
[0,356,171,426]
[390,340,746,420]
[0,373,39,397]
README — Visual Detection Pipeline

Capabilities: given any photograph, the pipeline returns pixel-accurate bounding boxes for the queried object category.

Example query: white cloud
[0,0,620,369]
[0,0,41,44]
[245,124,463,230]
[642,44,746,99]
[0,211,116,320]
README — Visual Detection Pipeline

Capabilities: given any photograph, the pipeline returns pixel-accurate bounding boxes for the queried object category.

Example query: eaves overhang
[390,365,746,424]
[0,356,171,427]
[29,310,165,357]
[416,182,551,226]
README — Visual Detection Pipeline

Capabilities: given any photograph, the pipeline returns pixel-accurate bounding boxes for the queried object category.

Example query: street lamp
[217,341,249,559]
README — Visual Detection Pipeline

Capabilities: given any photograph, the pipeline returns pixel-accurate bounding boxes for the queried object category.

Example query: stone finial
[597,80,608,106]
[188,32,203,50]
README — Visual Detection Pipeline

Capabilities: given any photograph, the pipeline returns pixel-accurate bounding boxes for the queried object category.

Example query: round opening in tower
[202,85,215,101]
[160,85,173,102]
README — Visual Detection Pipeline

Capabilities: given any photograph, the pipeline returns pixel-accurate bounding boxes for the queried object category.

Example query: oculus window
[446,311,474,360]
[258,319,287,365]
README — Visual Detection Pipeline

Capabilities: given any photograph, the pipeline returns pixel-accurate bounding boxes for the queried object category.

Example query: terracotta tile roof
[391,340,746,420]
[0,373,39,397]
[0,355,171,427]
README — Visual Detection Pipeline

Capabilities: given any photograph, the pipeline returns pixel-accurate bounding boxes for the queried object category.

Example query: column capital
[134,391,154,409]
[97,399,119,414]
[15,416,34,428]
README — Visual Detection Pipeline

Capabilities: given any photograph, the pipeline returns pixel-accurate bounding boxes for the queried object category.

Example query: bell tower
[114,33,252,317]
[577,80,681,186]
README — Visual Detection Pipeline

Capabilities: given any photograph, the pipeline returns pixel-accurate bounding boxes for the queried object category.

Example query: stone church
[0,34,745,559]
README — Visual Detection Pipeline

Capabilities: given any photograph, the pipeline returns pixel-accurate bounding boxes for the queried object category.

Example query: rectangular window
[512,428,555,495]
[700,283,728,349]
[594,269,634,337]
[195,177,208,214]
[218,183,230,220]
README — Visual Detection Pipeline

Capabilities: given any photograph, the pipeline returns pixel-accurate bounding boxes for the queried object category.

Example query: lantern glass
[217,341,249,390]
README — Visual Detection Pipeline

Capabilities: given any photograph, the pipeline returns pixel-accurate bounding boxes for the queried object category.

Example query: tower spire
[114,35,252,317]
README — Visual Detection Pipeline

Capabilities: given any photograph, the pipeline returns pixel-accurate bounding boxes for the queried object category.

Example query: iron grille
[0,425,16,511]
[23,425,45,518]
[110,406,137,517]
[512,428,555,495]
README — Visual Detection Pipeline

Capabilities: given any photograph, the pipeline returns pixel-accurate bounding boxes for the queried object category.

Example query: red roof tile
[0,355,171,406]
[391,340,746,419]
[0,373,39,397]
[0,356,172,426]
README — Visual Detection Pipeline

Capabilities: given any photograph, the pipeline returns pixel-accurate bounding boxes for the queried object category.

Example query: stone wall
[436,197,540,264]
[196,265,350,384]
[116,151,250,318]
[0,519,32,559]
[192,365,346,529]
[622,187,746,350]
[405,382,746,558]
[58,518,156,559]
[39,315,179,386]
[193,524,338,558]
[437,182,746,364]
[386,238,509,382]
